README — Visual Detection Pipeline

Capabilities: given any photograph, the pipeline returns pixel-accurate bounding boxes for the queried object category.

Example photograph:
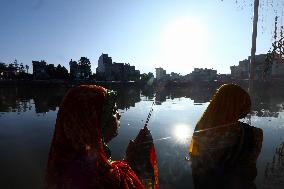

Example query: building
[155,67,166,80]
[69,59,80,79]
[96,54,112,76]
[270,59,284,79]
[32,60,48,79]
[217,74,232,82]
[188,68,217,81]
[96,53,140,81]
[231,54,284,80]
[112,62,124,80]
[230,58,250,79]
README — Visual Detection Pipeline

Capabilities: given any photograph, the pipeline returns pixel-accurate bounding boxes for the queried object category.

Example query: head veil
[46,85,144,189]
[195,84,251,131]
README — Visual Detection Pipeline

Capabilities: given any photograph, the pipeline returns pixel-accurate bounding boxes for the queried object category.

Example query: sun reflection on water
[173,124,193,144]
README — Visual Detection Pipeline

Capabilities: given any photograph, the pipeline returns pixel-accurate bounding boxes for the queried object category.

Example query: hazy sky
[1,0,283,74]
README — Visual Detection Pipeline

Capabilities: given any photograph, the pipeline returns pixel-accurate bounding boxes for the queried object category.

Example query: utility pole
[249,0,260,95]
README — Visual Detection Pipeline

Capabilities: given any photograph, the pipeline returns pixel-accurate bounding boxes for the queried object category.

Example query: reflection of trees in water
[0,87,33,113]
[264,141,284,189]
[153,82,284,117]
[0,87,67,113]
[108,86,141,110]
[33,87,67,113]
[250,82,284,118]
[0,86,142,113]
[1,83,284,116]
[140,86,155,100]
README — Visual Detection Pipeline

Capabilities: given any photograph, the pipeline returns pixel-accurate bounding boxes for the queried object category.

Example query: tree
[0,63,7,79]
[25,65,29,74]
[55,64,69,79]
[13,59,19,72]
[7,63,16,79]
[78,57,92,79]
[221,0,284,92]
[19,63,25,73]
[0,63,7,72]
[140,72,155,85]
[46,64,56,78]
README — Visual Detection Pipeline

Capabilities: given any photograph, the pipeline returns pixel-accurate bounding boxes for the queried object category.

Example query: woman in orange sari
[189,84,263,189]
[46,85,158,189]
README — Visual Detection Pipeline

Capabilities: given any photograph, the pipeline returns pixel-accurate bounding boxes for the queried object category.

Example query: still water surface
[0,84,284,188]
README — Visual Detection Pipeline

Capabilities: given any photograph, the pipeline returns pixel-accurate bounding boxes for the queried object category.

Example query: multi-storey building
[155,67,166,80]
[32,60,48,79]
[96,53,140,81]
[188,68,217,81]
[231,54,284,80]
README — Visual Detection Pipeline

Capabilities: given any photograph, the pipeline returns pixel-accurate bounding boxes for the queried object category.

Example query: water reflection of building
[154,84,216,104]
[1,84,284,117]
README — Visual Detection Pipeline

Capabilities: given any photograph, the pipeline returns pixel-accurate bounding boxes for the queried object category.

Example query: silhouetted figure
[189,84,263,189]
[46,85,158,189]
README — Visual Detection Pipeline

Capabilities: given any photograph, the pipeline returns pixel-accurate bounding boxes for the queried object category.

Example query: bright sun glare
[158,17,209,73]
[173,124,193,143]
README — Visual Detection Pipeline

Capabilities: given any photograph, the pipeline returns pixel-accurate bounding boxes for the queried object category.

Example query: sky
[1,0,284,75]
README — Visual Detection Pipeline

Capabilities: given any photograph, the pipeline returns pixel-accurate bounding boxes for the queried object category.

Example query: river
[0,83,283,188]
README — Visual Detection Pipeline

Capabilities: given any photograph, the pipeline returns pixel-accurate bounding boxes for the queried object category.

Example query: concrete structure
[96,54,112,78]
[155,67,166,80]
[217,74,232,82]
[231,54,284,80]
[230,59,250,79]
[96,53,140,81]
[188,68,217,81]
[32,60,48,79]
[271,59,284,79]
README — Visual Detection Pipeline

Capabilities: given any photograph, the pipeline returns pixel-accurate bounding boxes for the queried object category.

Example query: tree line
[0,58,155,84]
[0,59,31,80]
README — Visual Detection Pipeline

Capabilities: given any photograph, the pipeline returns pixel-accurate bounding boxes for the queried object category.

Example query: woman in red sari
[46,85,158,189]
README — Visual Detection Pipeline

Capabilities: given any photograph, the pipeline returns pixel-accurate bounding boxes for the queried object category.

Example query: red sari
[46,85,146,189]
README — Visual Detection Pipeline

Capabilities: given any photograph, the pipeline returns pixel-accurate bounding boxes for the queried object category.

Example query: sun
[158,17,209,73]
[173,124,193,143]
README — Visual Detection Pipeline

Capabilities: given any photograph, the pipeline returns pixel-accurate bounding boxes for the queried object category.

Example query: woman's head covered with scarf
[195,84,251,131]
[46,85,144,189]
